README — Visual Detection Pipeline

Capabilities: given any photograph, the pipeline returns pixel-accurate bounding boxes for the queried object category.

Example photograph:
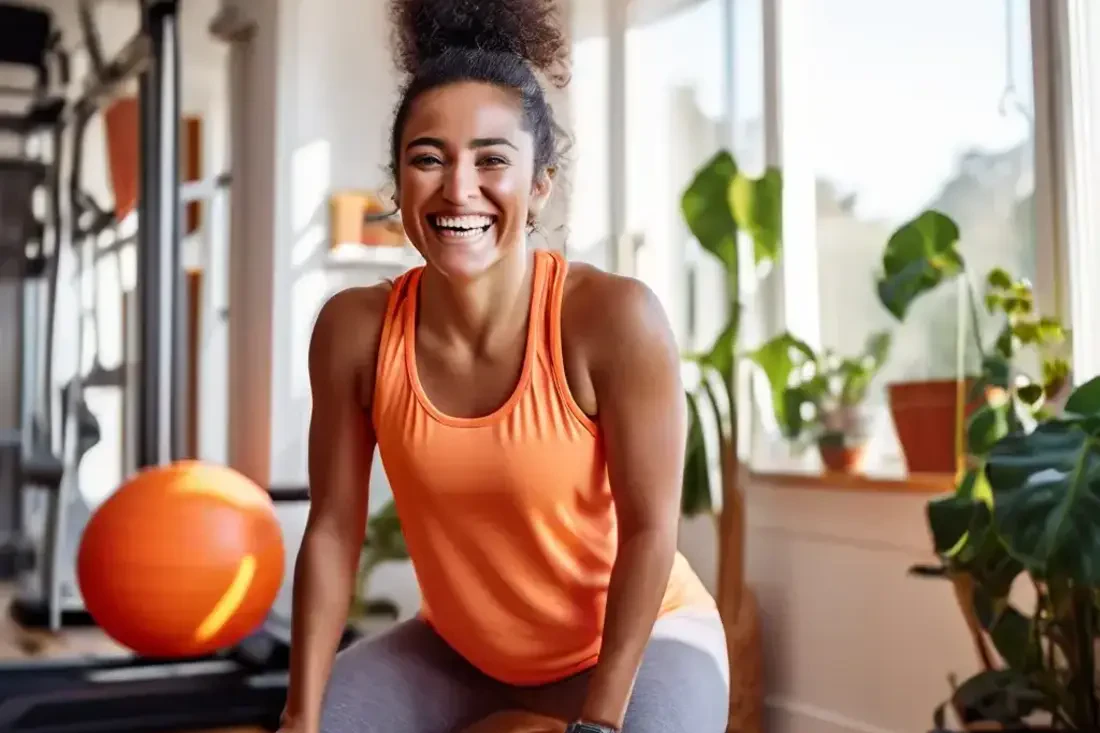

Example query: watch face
[568,723,616,733]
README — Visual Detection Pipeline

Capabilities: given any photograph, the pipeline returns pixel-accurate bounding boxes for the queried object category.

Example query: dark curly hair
[387,0,570,187]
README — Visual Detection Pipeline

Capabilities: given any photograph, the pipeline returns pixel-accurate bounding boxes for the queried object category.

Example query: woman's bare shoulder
[561,262,670,355]
[310,281,395,377]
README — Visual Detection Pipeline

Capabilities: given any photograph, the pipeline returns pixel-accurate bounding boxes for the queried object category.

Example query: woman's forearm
[580,527,677,728]
[283,522,361,730]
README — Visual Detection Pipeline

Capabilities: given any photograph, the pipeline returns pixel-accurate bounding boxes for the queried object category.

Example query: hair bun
[389,0,570,87]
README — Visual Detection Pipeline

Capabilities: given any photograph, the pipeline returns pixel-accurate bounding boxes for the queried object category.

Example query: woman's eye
[411,154,442,167]
[479,155,509,167]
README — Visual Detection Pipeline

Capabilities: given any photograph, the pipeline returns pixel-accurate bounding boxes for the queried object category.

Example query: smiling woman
[281,2,729,733]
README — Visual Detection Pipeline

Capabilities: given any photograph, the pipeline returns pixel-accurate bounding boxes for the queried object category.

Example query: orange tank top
[371,249,714,685]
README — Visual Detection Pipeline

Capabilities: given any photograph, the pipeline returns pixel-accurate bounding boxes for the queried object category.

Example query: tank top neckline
[402,250,550,429]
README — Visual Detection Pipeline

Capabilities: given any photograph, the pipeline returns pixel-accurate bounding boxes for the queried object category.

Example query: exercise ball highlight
[77,460,285,658]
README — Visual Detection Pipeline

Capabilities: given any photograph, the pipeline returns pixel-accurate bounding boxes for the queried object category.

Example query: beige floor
[0,583,264,733]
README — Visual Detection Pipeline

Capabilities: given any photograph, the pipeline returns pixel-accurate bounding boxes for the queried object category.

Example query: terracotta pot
[818,441,866,474]
[888,379,979,474]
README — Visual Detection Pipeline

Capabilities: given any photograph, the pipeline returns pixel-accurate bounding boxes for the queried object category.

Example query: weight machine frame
[0,2,360,730]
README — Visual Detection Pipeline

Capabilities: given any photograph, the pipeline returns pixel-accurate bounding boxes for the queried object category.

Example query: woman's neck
[418,247,534,356]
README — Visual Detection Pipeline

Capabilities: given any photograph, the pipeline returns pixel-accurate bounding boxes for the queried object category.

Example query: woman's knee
[321,620,500,733]
[622,612,730,733]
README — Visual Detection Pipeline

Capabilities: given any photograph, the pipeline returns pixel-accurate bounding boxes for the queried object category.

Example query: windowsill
[745,428,956,495]
[747,466,956,495]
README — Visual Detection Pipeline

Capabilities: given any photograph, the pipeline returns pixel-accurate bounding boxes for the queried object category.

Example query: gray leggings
[321,608,730,733]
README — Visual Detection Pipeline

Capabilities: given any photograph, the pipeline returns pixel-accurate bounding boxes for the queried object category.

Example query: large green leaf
[876,210,964,321]
[971,586,1036,670]
[927,492,987,556]
[695,319,737,386]
[1065,375,1100,417]
[681,151,739,273]
[730,167,782,265]
[984,419,1100,583]
[682,390,713,516]
[747,332,816,438]
[966,401,1011,457]
[947,669,1052,726]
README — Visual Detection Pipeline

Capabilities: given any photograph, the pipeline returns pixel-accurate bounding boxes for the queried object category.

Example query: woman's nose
[442,159,479,203]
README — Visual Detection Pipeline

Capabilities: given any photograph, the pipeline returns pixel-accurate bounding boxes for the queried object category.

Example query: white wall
[736,479,986,733]
[655,477,986,733]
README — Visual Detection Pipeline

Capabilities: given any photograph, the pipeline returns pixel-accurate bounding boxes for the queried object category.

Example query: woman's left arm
[578,277,687,730]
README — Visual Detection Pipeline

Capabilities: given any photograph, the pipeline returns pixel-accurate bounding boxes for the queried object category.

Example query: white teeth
[433,215,494,231]
[448,228,483,238]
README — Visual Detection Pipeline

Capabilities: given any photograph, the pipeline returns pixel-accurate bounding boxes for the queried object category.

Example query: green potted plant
[746,330,891,474]
[679,149,781,733]
[350,499,409,620]
[875,209,1070,473]
[918,374,1100,731]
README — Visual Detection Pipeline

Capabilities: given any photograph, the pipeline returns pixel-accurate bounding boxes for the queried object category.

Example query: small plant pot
[888,379,980,474]
[818,441,866,474]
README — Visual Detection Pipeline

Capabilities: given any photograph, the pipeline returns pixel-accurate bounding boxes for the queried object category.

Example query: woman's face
[398,81,552,281]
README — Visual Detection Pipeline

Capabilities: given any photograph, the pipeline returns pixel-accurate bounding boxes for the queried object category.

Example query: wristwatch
[564,722,618,733]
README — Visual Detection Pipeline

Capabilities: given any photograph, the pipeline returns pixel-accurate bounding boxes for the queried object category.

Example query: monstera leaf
[877,210,964,320]
[984,380,1100,583]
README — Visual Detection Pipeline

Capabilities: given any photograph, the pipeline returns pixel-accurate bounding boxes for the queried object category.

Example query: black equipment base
[0,617,361,733]
[8,598,97,629]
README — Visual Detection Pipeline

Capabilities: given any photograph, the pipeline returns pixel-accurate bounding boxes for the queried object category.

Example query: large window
[570,0,1098,481]
[752,0,1041,476]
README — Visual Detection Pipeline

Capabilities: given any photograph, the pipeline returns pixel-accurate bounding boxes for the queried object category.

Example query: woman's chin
[426,231,503,280]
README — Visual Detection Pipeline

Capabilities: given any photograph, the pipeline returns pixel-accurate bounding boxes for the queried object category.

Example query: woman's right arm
[281,285,390,733]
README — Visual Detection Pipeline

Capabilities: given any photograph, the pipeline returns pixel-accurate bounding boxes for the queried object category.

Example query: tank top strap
[373,267,423,407]
[537,249,569,363]
[535,249,598,435]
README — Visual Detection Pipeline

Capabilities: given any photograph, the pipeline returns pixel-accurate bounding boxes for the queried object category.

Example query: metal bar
[73,34,151,121]
[180,172,231,204]
[0,86,38,97]
[77,0,107,80]
[135,0,182,470]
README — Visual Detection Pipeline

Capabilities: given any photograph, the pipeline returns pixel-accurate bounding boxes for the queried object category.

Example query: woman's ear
[528,168,554,221]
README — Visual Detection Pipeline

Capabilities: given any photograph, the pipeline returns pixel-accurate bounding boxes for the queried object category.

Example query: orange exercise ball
[76,460,285,658]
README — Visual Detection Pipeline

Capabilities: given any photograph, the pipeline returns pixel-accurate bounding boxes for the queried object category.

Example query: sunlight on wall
[292,224,328,270]
[291,139,332,235]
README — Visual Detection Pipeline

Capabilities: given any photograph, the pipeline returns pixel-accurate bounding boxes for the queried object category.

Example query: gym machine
[0,2,360,731]
[0,0,69,591]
